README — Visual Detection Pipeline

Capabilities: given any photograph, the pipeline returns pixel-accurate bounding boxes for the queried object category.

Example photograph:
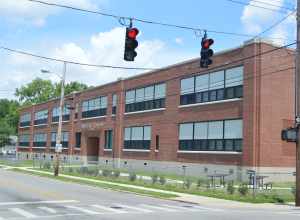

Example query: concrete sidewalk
[2,165,296,211]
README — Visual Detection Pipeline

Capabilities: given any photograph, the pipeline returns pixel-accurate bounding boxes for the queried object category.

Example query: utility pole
[54,62,67,176]
[296,0,300,207]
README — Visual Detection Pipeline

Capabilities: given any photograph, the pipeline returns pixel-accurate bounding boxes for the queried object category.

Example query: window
[180,66,243,106]
[51,132,69,148]
[179,119,243,152]
[125,83,166,113]
[20,113,31,127]
[19,134,30,147]
[112,94,117,115]
[75,132,81,148]
[34,110,48,125]
[33,133,47,147]
[105,130,113,149]
[124,126,151,150]
[155,135,160,151]
[52,105,70,122]
[82,96,107,118]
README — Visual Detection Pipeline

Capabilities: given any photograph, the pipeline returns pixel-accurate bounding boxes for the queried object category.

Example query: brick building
[17,39,296,181]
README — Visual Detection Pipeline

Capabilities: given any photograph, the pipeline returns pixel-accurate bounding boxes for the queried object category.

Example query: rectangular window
[179,119,243,152]
[52,105,70,122]
[19,134,30,147]
[155,135,160,151]
[51,132,68,148]
[33,133,47,147]
[125,83,166,113]
[104,130,113,149]
[180,66,243,106]
[112,94,117,115]
[123,126,152,150]
[34,110,48,125]
[20,113,31,127]
[75,132,81,148]
[81,96,107,118]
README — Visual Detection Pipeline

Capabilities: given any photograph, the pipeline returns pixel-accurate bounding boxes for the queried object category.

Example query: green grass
[0,159,34,167]
[33,166,295,204]
[11,168,177,199]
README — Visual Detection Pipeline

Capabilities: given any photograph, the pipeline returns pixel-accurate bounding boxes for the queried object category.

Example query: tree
[15,78,89,106]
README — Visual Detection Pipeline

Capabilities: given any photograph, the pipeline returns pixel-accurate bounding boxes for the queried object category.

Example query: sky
[0,0,297,99]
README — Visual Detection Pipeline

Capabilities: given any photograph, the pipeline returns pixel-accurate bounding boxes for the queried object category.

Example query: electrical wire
[249,0,295,11]
[24,0,285,40]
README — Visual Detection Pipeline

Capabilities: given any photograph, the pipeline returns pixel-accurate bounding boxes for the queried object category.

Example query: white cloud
[174,38,183,45]
[0,0,98,26]
[0,27,196,99]
[240,0,296,45]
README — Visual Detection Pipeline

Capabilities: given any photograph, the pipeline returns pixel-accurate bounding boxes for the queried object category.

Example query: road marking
[38,206,57,214]
[0,200,78,206]
[65,205,102,215]
[140,204,177,212]
[10,208,37,218]
[91,204,128,214]
[162,204,199,212]
[114,204,153,213]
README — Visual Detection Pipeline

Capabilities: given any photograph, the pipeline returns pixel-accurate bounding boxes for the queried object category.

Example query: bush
[196,179,206,188]
[291,186,296,196]
[88,168,99,176]
[159,176,166,185]
[78,166,89,175]
[151,174,159,184]
[227,182,235,195]
[43,162,51,170]
[112,170,120,178]
[102,169,112,177]
[68,167,74,173]
[183,179,192,189]
[271,194,285,204]
[129,172,137,182]
[238,184,249,196]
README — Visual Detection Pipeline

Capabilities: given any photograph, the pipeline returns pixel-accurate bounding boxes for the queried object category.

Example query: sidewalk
[2,165,296,211]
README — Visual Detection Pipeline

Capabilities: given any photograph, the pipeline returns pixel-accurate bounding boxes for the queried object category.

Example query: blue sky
[0,0,296,99]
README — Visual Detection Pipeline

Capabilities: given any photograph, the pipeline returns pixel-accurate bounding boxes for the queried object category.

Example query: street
[0,169,298,220]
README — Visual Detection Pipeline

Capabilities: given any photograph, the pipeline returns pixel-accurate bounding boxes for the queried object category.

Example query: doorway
[86,137,99,162]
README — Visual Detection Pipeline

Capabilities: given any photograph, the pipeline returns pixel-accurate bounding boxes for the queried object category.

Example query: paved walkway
[1,165,297,210]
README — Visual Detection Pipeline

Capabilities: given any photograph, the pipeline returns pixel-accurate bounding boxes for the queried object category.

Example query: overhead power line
[250,0,295,11]
[226,0,293,14]
[0,46,156,71]
[24,0,284,40]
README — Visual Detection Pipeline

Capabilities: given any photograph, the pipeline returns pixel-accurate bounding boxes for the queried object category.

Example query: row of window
[20,66,244,125]
[19,119,243,152]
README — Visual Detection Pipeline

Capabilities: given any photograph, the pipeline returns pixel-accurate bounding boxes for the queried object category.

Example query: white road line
[162,204,199,212]
[140,204,177,212]
[114,204,153,213]
[65,205,102,215]
[91,204,128,214]
[38,206,57,214]
[10,208,38,218]
[0,200,78,206]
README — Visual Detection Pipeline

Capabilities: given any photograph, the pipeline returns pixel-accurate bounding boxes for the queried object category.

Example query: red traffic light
[128,28,139,39]
[202,39,214,49]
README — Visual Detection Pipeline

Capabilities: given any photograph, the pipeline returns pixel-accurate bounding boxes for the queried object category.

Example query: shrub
[79,166,89,175]
[68,167,74,173]
[102,169,112,177]
[271,194,285,204]
[113,170,120,178]
[151,174,159,184]
[227,182,235,195]
[238,184,249,196]
[43,162,51,170]
[291,186,296,197]
[183,179,192,189]
[129,172,137,182]
[159,176,166,185]
[88,168,99,176]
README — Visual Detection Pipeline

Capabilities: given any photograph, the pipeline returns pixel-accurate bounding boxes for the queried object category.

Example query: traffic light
[124,27,139,61]
[200,37,214,68]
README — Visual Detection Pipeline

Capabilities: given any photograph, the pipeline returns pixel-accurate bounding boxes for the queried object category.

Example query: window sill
[80,116,107,121]
[104,149,113,152]
[19,126,31,129]
[33,124,48,127]
[18,146,30,148]
[74,148,81,151]
[32,147,46,149]
[124,108,166,115]
[51,121,70,124]
[179,98,242,108]
[123,149,150,152]
[177,150,242,155]
[155,150,159,153]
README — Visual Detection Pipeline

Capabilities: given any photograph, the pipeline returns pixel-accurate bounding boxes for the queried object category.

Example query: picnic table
[207,173,231,188]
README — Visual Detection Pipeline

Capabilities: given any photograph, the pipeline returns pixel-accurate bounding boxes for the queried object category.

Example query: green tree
[15,78,89,106]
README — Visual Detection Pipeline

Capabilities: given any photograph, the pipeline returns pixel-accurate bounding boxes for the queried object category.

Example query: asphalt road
[0,169,299,220]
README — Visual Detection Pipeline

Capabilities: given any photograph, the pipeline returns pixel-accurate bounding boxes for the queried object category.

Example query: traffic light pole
[295,0,300,207]
[54,62,67,177]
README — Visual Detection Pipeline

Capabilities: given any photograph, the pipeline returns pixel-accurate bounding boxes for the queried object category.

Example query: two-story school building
[17,39,296,181]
